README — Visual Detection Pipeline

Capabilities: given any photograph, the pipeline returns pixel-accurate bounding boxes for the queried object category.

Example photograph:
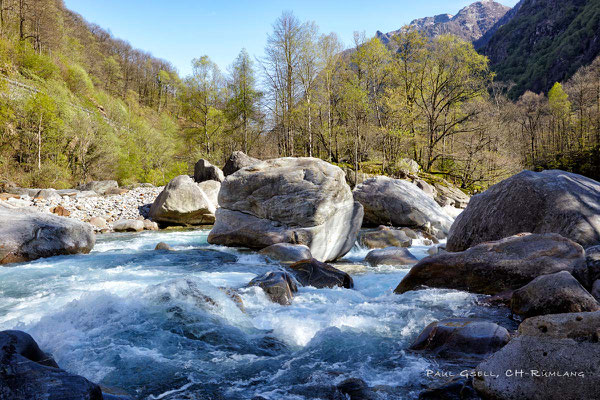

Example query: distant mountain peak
[379,0,511,44]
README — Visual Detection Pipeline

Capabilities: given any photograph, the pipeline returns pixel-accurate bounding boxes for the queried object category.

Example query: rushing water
[0,230,514,399]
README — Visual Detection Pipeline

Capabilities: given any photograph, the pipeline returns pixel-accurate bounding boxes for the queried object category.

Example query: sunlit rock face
[447,170,600,252]
[208,157,363,262]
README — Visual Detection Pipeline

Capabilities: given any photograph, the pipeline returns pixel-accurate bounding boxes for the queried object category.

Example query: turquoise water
[0,230,512,399]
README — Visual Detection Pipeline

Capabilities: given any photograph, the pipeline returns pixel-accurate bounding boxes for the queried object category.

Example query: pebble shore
[0,186,163,232]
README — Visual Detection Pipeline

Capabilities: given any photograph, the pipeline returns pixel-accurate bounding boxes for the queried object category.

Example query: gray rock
[209,157,363,262]
[113,219,144,232]
[88,217,107,229]
[155,242,173,251]
[248,271,298,305]
[149,175,220,226]
[222,151,260,176]
[415,179,437,198]
[511,271,600,318]
[592,280,600,301]
[194,159,225,183]
[0,330,103,400]
[33,188,62,201]
[365,247,418,266]
[395,233,586,295]
[473,312,600,400]
[289,258,354,289]
[76,180,119,195]
[336,378,377,400]
[143,219,159,231]
[447,170,600,252]
[398,158,420,174]
[353,176,453,235]
[586,245,600,283]
[419,377,481,400]
[259,243,312,263]
[0,206,95,265]
[410,318,510,357]
[434,182,470,209]
[5,187,40,197]
[359,227,413,249]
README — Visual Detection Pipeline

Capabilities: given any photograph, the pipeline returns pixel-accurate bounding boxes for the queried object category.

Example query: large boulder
[473,312,600,400]
[259,243,312,263]
[149,175,220,226]
[0,330,103,400]
[194,159,224,183]
[410,318,510,358]
[222,151,260,176]
[0,206,95,265]
[76,180,118,195]
[433,182,470,209]
[353,176,453,235]
[248,271,298,305]
[447,170,600,252]
[288,258,354,289]
[365,247,418,266]
[586,245,600,282]
[395,233,586,295]
[208,157,363,262]
[358,226,412,249]
[510,271,600,318]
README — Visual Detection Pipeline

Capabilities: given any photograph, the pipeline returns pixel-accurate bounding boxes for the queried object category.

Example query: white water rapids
[0,230,514,399]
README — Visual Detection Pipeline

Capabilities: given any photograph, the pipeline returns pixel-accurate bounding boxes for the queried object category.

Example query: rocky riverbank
[0,184,163,233]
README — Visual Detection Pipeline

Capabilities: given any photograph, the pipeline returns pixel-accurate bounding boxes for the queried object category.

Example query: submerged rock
[419,377,481,400]
[259,243,312,263]
[473,312,600,400]
[208,157,363,262]
[0,330,103,400]
[222,151,260,176]
[248,271,298,305]
[194,159,225,183]
[447,170,600,252]
[410,318,510,358]
[365,247,418,266]
[353,176,453,236]
[395,233,586,295]
[155,242,174,251]
[510,271,600,318]
[359,226,413,249]
[0,206,95,265]
[288,258,354,289]
[150,175,220,226]
[336,378,377,400]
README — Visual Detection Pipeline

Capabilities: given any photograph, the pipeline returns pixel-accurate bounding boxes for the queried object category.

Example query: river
[0,229,514,399]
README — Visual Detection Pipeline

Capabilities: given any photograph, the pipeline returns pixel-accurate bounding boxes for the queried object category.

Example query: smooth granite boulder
[112,219,144,232]
[0,206,95,265]
[248,271,298,305]
[411,318,510,358]
[259,243,312,263]
[222,151,260,176]
[365,247,418,266]
[359,226,413,249]
[149,175,220,226]
[76,180,118,195]
[395,233,586,295]
[510,271,600,318]
[194,159,225,183]
[353,176,453,235]
[288,258,354,289]
[208,157,363,262]
[447,170,600,252]
[0,330,103,400]
[473,312,600,400]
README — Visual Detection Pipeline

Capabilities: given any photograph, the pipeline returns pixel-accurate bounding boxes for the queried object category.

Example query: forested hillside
[482,0,600,98]
[0,0,599,193]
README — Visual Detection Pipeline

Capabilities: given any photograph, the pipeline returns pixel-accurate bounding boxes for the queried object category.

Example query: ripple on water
[0,230,507,400]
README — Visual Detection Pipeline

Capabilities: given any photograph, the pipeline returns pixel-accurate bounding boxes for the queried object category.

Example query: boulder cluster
[397,170,600,400]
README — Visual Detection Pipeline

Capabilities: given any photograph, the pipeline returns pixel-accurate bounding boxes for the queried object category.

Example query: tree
[226,48,263,153]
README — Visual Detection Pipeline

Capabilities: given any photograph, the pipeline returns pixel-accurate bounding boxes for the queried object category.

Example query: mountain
[377,0,511,44]
[474,0,525,48]
[481,0,600,98]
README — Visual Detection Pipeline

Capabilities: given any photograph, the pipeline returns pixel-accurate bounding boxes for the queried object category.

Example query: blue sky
[64,0,520,77]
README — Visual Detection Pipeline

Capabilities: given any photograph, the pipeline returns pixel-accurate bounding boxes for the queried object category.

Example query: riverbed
[0,230,514,399]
